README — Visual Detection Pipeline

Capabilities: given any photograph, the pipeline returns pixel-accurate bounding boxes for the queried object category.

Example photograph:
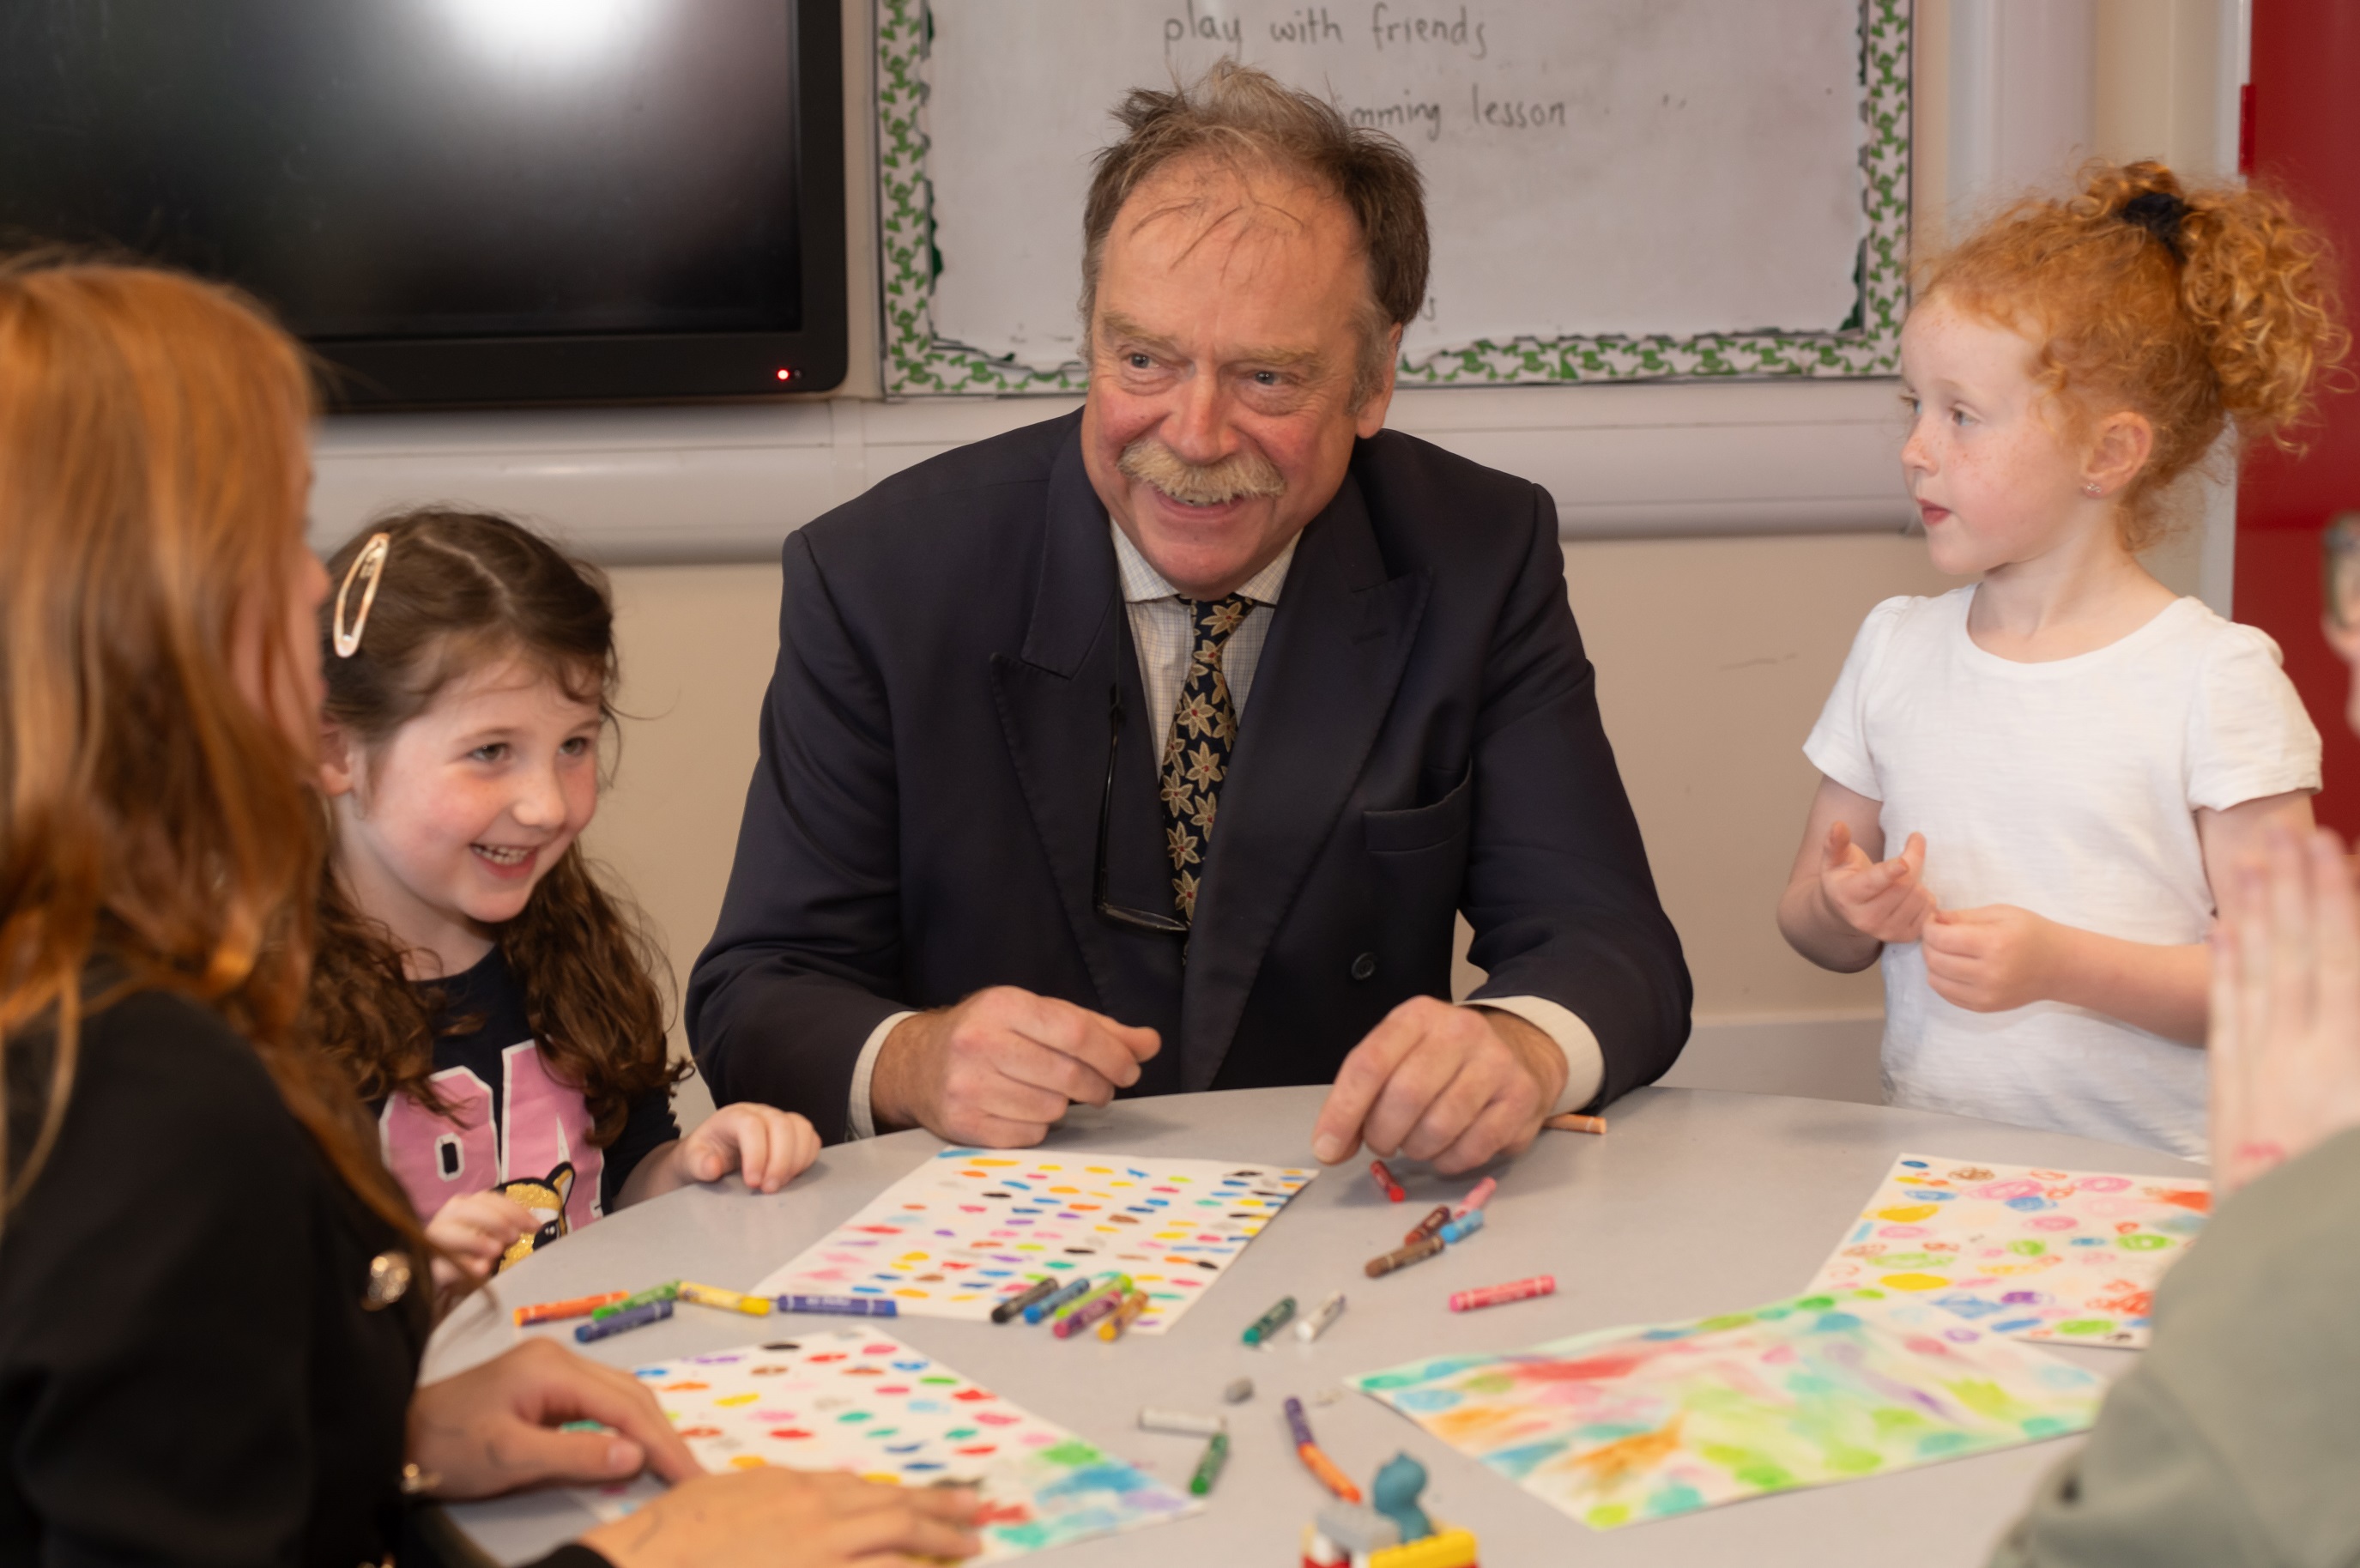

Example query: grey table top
[428,1086,2203,1567]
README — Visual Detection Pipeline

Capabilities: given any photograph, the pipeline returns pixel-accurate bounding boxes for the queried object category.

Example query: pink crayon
[1449,1275,1555,1312]
[1452,1177,1498,1220]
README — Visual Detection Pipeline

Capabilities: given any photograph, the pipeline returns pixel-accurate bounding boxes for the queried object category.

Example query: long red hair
[0,257,422,1253]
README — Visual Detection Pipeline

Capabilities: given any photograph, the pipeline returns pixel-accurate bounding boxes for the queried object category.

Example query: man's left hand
[1310,998,1566,1174]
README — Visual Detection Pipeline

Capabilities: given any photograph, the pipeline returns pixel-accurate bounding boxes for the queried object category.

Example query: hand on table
[869,985,1160,1147]
[682,1103,819,1191]
[1820,821,1935,943]
[425,1190,536,1291]
[582,1470,981,1568]
[406,1339,700,1501]
[2211,825,2360,1193]
[1309,997,1567,1174]
[1922,905,2063,1013]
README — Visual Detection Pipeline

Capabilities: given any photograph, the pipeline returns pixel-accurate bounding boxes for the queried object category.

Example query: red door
[2237,0,2360,832]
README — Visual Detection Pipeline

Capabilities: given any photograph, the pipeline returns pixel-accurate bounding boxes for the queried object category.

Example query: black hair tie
[2119,190,2189,261]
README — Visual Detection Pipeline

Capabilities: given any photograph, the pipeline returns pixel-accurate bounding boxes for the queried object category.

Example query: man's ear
[318,722,361,800]
[2085,409,2156,499]
[1354,322,1404,439]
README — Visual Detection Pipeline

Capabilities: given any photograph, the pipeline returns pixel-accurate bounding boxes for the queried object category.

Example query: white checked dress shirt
[841,524,1603,1138]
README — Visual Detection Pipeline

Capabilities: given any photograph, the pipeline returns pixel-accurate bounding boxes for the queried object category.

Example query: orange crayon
[514,1291,629,1327]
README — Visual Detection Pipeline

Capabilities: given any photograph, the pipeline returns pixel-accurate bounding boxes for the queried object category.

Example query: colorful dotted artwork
[1352,1289,2102,1530]
[575,1330,1195,1559]
[1803,1153,2211,1348]
[752,1149,1316,1333]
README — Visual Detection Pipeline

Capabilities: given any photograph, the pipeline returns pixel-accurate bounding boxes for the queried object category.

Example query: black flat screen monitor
[0,1,847,406]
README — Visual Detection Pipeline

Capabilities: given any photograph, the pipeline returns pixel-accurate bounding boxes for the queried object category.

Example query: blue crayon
[1024,1275,1093,1324]
[778,1295,899,1317]
[1438,1208,1486,1245]
[575,1299,672,1341]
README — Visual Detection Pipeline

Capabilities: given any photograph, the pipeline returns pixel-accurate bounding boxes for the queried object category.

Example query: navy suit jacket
[688,413,1691,1143]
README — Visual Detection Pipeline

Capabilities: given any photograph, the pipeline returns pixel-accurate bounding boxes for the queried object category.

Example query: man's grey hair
[1080,61,1431,409]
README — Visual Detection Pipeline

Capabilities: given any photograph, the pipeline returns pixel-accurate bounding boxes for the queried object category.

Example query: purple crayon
[778,1295,899,1317]
[1053,1291,1123,1339]
[576,1299,672,1341]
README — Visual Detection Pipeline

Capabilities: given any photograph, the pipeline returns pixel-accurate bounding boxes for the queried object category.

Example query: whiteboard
[874,0,1912,392]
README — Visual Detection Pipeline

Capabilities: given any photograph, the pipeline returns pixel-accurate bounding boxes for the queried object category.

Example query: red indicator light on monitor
[775,368,792,381]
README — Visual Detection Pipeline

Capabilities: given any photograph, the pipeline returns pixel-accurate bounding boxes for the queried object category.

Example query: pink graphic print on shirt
[378,1041,604,1233]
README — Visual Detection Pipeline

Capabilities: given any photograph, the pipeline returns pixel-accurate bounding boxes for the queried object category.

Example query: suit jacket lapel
[988,428,1184,1053]
[1180,470,1431,1091]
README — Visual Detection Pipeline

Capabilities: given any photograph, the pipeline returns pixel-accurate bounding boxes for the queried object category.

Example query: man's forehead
[1116,154,1350,248]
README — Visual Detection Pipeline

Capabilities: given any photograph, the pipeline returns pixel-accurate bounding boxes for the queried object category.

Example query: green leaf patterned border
[877,0,1909,394]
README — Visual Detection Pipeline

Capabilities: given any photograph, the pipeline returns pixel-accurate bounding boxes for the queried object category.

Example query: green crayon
[590,1281,681,1321]
[1242,1295,1297,1346]
[1189,1431,1231,1496]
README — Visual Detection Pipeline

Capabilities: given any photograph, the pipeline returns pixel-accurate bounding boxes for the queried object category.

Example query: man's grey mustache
[1117,439,1286,506]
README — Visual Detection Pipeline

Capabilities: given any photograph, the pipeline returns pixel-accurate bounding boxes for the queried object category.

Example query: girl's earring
[2084,482,2103,497]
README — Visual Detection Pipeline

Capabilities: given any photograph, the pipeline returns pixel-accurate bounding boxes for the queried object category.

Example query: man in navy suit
[689,64,1690,1171]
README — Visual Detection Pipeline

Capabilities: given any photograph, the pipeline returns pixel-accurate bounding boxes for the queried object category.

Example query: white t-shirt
[1804,589,2321,1157]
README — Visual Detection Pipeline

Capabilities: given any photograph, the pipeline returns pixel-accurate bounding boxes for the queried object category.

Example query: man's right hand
[868,986,1160,1146]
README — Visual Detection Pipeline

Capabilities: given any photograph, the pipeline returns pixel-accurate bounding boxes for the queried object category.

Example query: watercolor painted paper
[575,1329,1195,1559]
[1804,1153,2210,1347]
[1352,1289,2102,1531]
[753,1148,1316,1332]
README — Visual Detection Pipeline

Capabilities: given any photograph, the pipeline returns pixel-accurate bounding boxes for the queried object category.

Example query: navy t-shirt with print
[373,947,677,1237]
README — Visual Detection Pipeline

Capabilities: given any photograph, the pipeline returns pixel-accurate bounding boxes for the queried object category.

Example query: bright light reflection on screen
[437,0,656,70]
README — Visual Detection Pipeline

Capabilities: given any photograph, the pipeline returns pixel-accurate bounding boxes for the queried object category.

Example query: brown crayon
[1364,1233,1444,1278]
[1404,1204,1453,1245]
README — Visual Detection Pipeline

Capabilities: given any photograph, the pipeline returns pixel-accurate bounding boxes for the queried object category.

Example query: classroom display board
[876,0,1910,393]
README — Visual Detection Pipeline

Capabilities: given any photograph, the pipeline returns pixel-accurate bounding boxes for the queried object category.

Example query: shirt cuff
[846,1012,917,1141]
[1465,996,1604,1117]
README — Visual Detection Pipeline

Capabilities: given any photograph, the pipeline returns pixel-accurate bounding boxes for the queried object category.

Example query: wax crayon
[1369,1159,1407,1202]
[1294,1290,1346,1341]
[1284,1397,1363,1502]
[1365,1233,1444,1277]
[513,1291,627,1327]
[1223,1377,1255,1403]
[1050,1273,1129,1323]
[1449,1275,1557,1312]
[590,1282,681,1321]
[1450,1177,1498,1219]
[1438,1208,1486,1245]
[990,1278,1057,1324]
[575,1299,672,1341]
[1140,1408,1225,1437]
[1543,1112,1608,1135]
[778,1295,899,1317]
[1024,1274,1094,1324]
[1404,1204,1452,1245]
[679,1281,772,1316]
[1189,1431,1231,1497]
[1096,1290,1150,1341]
[1242,1295,1297,1345]
[1054,1290,1123,1339]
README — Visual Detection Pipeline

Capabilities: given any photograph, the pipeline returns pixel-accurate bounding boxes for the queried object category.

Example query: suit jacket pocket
[1363,766,1474,855]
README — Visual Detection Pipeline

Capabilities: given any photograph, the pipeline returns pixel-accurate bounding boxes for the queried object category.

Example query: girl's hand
[408,1339,702,1500]
[583,1469,981,1568]
[677,1104,820,1194]
[1820,821,1936,943]
[1921,905,2061,1012]
[426,1190,536,1291]
[2211,826,2360,1193]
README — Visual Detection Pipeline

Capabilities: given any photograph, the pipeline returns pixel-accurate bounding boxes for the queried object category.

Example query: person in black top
[0,259,979,1565]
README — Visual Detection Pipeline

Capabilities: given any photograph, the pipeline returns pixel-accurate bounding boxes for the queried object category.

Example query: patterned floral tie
[1159,594,1256,924]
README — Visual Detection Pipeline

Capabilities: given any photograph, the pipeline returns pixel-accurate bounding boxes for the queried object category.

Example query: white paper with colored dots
[1803,1153,2212,1348]
[574,1330,1196,1558]
[752,1148,1316,1333]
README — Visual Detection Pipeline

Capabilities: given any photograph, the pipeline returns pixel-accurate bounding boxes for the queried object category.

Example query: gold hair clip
[332,532,391,659]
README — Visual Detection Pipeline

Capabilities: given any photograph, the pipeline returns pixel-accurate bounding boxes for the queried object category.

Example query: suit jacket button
[1350,952,1377,981]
